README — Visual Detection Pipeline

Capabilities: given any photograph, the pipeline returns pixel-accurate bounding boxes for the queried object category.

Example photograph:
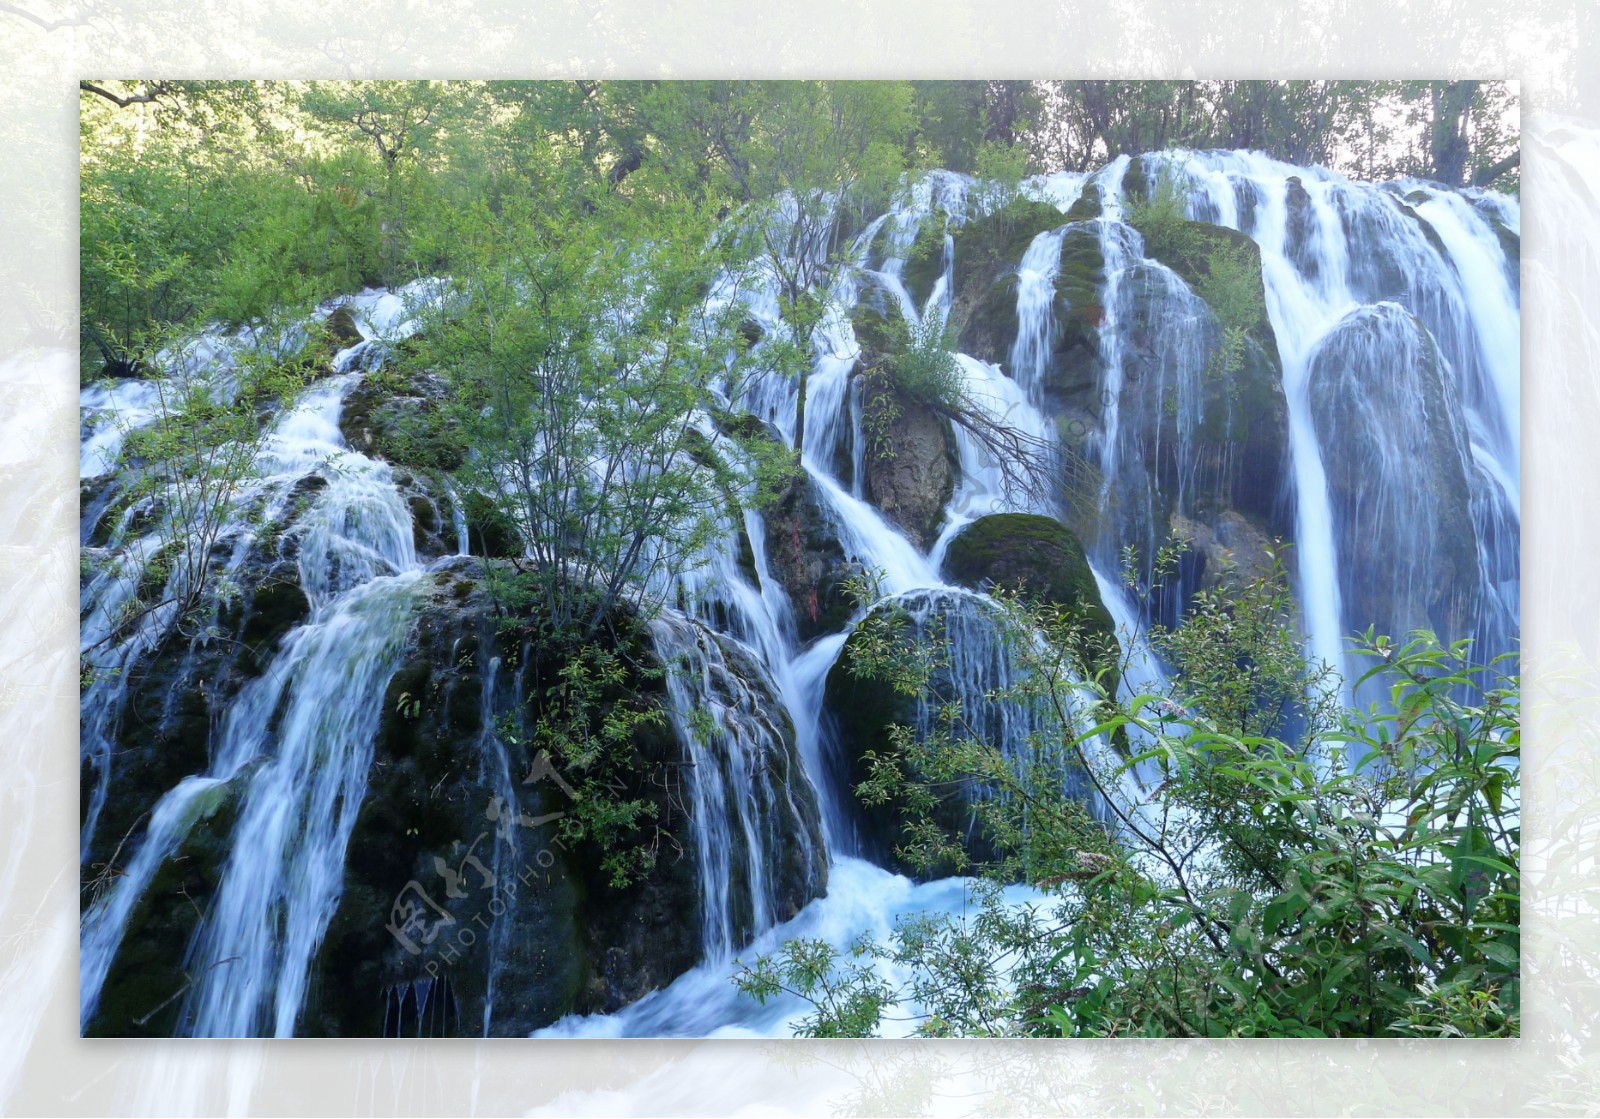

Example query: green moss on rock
[941,513,1115,644]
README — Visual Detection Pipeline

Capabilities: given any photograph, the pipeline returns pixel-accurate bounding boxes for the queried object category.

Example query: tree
[301,81,464,273]
[410,182,773,641]
[633,81,915,453]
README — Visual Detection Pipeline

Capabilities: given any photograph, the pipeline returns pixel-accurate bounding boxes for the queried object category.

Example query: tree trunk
[1429,81,1477,187]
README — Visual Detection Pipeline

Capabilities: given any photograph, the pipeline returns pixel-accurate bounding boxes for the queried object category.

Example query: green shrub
[736,565,1520,1039]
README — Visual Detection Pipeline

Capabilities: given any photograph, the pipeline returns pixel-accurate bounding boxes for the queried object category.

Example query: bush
[736,564,1520,1038]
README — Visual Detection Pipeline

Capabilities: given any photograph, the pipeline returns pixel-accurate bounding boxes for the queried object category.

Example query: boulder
[1308,305,1483,644]
[940,513,1114,644]
[858,373,958,551]
[945,197,1072,362]
[762,474,856,643]
[1168,509,1278,599]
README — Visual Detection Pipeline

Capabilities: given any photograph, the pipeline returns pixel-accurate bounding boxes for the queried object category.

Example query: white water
[82,155,1519,1039]
[1149,150,1519,688]
[80,304,445,1036]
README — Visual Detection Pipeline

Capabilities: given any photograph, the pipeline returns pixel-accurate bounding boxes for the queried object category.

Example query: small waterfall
[896,588,1096,777]
[1010,227,1067,405]
[649,614,825,960]
[194,598,418,1038]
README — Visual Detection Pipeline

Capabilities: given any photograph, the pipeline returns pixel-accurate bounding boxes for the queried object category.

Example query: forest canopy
[77,79,1518,380]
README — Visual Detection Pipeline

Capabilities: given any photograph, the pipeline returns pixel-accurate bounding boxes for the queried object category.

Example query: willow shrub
[736,568,1519,1037]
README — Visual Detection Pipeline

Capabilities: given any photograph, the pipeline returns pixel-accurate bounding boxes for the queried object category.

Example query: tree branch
[79,80,172,108]
[1472,151,1521,188]
[1,2,85,31]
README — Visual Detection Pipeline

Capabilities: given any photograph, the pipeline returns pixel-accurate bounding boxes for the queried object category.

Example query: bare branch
[1,2,85,31]
[79,80,173,108]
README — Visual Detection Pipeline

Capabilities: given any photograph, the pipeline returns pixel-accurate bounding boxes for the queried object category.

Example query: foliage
[81,328,311,674]
[882,316,965,410]
[499,635,668,889]
[738,564,1520,1039]
[1124,164,1195,264]
[1142,544,1338,742]
[412,190,770,640]
[1194,242,1267,382]
[736,936,895,1038]
[1027,80,1519,190]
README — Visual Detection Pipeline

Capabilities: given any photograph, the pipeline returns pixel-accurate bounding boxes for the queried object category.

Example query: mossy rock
[305,564,592,1036]
[459,488,521,559]
[899,218,952,310]
[858,373,958,552]
[949,197,1067,298]
[956,272,1021,366]
[325,304,365,348]
[941,513,1115,646]
[943,196,1077,374]
[849,302,896,356]
[340,367,465,473]
[1122,155,1156,205]
[235,569,312,674]
[821,592,978,877]
[1063,181,1104,223]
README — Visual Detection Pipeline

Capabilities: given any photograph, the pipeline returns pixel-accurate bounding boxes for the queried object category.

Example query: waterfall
[83,153,1518,1038]
[648,614,825,960]
[180,569,423,1037]
[1157,150,1520,685]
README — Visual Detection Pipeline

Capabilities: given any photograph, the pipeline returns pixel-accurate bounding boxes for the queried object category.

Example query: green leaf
[1479,938,1520,970]
[1262,889,1309,937]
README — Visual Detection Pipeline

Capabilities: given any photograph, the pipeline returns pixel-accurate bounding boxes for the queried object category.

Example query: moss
[899,218,950,310]
[1063,181,1104,224]
[850,302,895,355]
[941,513,1115,646]
[949,197,1066,296]
[340,366,465,472]
[236,573,311,673]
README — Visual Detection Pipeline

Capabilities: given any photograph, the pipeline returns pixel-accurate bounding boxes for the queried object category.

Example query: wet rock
[1308,304,1483,643]
[1284,175,1322,283]
[308,564,827,1034]
[1169,509,1278,598]
[325,304,364,348]
[84,771,252,1037]
[307,561,588,1037]
[763,474,855,643]
[858,373,957,551]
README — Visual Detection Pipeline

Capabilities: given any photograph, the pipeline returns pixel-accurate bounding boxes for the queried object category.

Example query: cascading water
[80,295,448,1036]
[83,151,1518,1039]
[1156,150,1520,687]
